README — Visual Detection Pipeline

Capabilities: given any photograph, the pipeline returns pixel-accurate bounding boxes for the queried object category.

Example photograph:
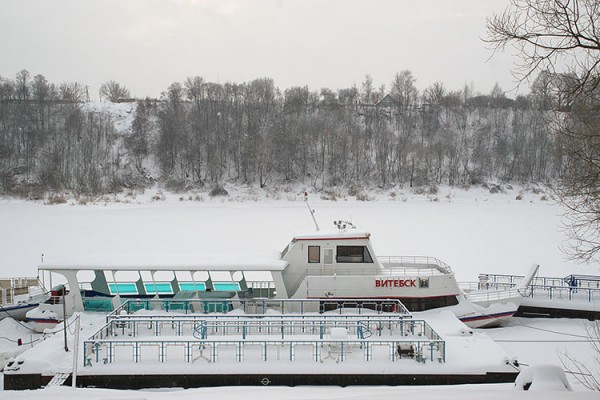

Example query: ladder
[46,372,70,388]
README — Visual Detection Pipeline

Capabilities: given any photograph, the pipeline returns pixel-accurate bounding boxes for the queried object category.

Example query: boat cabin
[279,229,461,311]
[37,228,461,316]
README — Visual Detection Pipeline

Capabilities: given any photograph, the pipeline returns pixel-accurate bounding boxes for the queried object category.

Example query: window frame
[335,245,374,263]
[308,245,321,263]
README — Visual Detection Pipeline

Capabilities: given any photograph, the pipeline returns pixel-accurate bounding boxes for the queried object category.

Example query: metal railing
[474,273,600,303]
[107,298,412,321]
[0,277,45,305]
[83,338,444,365]
[464,288,524,303]
[97,315,424,340]
[528,285,600,302]
[83,316,444,366]
[377,256,453,275]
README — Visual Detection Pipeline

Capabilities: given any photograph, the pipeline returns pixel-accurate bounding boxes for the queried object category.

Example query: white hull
[25,303,63,333]
[453,297,520,328]
[0,302,40,321]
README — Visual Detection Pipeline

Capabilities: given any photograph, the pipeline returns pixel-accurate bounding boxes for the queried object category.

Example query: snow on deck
[39,252,287,271]
[7,384,600,400]
[292,229,370,241]
[5,310,515,377]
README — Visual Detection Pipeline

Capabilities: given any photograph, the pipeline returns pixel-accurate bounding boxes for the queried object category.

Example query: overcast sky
[0,0,520,100]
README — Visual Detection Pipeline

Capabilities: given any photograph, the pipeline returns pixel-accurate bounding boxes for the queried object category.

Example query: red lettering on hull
[375,279,416,288]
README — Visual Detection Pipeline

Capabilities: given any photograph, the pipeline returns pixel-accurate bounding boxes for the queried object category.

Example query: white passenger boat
[276,223,538,328]
[32,219,537,330]
[0,277,46,321]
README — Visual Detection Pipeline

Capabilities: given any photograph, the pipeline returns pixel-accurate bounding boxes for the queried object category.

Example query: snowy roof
[38,252,287,271]
[293,229,371,241]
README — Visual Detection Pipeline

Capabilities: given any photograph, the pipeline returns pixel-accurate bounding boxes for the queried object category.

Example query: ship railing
[83,317,444,366]
[83,338,445,366]
[26,285,47,299]
[459,282,481,292]
[478,273,600,290]
[528,285,600,302]
[0,277,46,305]
[377,256,453,276]
[107,298,412,322]
[464,288,524,303]
[475,273,600,302]
[460,281,519,292]
[94,316,423,341]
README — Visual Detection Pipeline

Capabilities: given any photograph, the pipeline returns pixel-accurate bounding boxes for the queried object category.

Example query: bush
[0,171,16,194]
[151,192,165,202]
[531,187,544,195]
[356,192,372,201]
[347,186,361,197]
[164,178,189,192]
[209,185,229,197]
[46,193,68,205]
[320,188,340,201]
[488,184,504,194]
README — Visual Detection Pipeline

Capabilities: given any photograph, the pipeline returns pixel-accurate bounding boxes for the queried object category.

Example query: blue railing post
[429,342,434,362]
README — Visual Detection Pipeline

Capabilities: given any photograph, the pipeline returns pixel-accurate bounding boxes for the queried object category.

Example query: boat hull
[0,302,41,321]
[458,309,517,328]
[25,303,63,333]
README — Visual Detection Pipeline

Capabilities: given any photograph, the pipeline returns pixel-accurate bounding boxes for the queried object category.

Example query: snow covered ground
[1,185,597,281]
[2,383,599,400]
[1,185,599,398]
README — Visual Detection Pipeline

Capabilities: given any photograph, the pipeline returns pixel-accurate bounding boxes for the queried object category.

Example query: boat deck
[4,299,519,390]
[0,277,42,305]
[476,272,600,319]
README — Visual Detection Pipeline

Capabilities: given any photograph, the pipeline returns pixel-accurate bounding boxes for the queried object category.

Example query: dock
[477,273,600,320]
[3,299,519,390]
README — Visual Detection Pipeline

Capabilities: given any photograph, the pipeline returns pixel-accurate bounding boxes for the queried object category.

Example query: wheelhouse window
[308,245,320,263]
[336,246,373,263]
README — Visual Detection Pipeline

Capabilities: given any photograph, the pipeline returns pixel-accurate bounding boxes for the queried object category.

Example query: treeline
[0,69,571,196]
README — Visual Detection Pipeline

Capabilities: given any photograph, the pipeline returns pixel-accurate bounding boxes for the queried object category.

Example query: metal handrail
[92,316,428,341]
[83,337,445,365]
[528,285,600,302]
[83,316,445,366]
[377,256,453,275]
[475,273,600,303]
[464,288,524,303]
[107,298,412,322]
[479,273,600,289]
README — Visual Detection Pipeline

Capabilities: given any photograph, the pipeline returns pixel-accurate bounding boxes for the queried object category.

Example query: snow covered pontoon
[32,222,538,330]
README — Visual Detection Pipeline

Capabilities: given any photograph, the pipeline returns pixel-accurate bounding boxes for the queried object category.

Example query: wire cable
[0,336,43,346]
[503,318,593,339]
[0,305,45,334]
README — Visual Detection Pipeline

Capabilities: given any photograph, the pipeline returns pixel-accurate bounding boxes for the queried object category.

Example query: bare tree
[59,82,86,102]
[486,0,600,92]
[487,0,600,262]
[560,321,600,390]
[99,80,130,102]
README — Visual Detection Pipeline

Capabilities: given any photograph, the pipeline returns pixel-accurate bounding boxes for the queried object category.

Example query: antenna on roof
[334,220,355,231]
[304,192,320,231]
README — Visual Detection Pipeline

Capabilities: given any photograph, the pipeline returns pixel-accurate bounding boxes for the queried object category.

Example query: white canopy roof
[292,229,371,241]
[38,252,287,272]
